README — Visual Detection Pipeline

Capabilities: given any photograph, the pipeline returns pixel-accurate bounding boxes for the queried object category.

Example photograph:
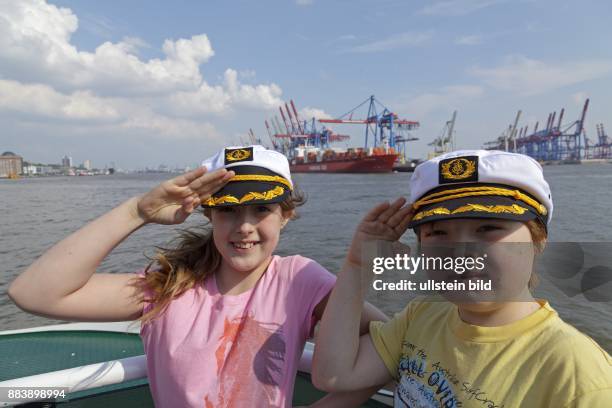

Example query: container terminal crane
[263,96,419,173]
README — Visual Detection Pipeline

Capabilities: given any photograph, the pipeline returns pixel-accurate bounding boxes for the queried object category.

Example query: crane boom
[290,100,304,134]
[279,107,291,134]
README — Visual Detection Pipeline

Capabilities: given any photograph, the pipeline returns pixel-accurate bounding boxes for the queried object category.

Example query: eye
[217,206,235,213]
[424,230,447,237]
[256,205,273,213]
[477,225,502,232]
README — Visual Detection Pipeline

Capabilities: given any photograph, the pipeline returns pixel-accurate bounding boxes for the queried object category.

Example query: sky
[1,0,611,169]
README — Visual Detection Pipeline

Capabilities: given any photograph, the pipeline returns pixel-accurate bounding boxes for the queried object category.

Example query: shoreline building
[62,155,73,168]
[0,151,23,178]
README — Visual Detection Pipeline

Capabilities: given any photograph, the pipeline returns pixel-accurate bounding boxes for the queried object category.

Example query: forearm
[313,261,370,386]
[9,196,146,307]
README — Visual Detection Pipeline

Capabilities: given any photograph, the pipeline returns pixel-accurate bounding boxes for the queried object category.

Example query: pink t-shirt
[139,255,336,408]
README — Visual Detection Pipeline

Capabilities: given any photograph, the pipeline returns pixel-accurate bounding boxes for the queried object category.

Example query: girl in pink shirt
[10,145,386,407]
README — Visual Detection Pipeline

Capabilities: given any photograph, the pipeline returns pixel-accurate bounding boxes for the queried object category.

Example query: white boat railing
[0,355,146,407]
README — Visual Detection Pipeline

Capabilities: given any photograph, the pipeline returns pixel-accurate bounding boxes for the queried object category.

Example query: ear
[281,208,295,222]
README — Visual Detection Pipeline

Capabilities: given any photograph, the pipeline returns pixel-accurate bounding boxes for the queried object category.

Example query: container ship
[290,146,398,173]
[258,96,419,173]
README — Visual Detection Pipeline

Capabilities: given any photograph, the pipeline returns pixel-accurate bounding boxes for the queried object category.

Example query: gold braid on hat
[204,186,285,206]
[412,186,547,216]
[228,174,292,190]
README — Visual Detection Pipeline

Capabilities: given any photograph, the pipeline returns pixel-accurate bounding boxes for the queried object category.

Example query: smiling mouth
[231,241,260,249]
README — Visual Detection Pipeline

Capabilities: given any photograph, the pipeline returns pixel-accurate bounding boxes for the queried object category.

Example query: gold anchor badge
[440,158,477,181]
[225,148,252,162]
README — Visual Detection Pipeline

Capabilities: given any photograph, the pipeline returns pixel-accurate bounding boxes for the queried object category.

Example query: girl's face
[419,218,536,308]
[210,204,289,274]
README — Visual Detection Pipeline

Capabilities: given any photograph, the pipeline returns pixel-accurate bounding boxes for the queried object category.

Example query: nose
[460,242,485,258]
[452,228,477,244]
[449,229,479,257]
[235,209,256,235]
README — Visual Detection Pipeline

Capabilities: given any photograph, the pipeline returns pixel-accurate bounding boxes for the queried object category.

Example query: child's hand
[135,167,234,225]
[346,197,414,266]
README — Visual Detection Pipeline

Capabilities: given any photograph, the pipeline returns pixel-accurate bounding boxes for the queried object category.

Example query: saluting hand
[346,197,414,267]
[135,167,234,225]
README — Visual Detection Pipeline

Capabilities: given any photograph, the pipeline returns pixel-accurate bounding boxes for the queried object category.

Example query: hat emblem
[440,157,477,181]
[225,148,252,163]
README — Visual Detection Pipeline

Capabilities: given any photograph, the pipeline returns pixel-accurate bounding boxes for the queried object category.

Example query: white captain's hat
[408,150,553,231]
[200,145,293,207]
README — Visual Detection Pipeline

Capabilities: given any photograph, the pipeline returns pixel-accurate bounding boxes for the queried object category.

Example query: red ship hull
[290,154,397,173]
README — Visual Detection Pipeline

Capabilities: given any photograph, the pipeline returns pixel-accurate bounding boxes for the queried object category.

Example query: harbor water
[1,164,611,352]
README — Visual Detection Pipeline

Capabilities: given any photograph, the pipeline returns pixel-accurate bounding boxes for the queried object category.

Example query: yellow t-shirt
[370,299,612,407]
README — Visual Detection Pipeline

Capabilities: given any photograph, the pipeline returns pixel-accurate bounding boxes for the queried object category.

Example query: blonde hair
[133,188,306,324]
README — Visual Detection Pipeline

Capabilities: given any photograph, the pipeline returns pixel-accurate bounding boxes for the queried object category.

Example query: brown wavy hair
[133,188,306,324]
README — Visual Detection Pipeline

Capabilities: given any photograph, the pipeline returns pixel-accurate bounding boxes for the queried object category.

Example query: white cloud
[418,0,507,16]
[344,31,432,53]
[0,0,214,94]
[0,79,119,122]
[0,0,284,150]
[166,69,283,116]
[0,0,282,104]
[169,83,232,115]
[119,111,221,140]
[223,69,283,109]
[0,78,223,142]
[401,85,484,117]
[296,0,314,5]
[299,107,333,120]
[470,56,612,96]
[455,35,482,45]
